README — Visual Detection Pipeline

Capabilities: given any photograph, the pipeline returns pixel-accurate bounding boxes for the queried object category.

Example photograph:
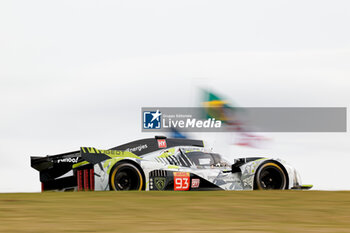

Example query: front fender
[240,158,269,190]
[239,158,300,190]
[276,159,302,189]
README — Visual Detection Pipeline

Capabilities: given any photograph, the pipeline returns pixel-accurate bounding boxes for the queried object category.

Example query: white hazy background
[1,1,349,192]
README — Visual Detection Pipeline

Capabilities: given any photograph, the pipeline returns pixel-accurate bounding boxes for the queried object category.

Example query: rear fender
[107,159,146,191]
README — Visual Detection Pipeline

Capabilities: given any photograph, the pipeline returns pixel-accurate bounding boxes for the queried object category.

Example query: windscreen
[184,151,230,168]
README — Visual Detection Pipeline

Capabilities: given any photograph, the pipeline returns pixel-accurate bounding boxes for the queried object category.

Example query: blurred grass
[0,191,349,232]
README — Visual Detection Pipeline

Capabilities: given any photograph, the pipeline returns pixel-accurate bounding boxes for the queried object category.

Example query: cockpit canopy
[185,151,230,168]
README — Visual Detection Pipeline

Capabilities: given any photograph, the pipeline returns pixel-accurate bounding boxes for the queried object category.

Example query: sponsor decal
[143,110,161,129]
[81,147,125,155]
[154,177,166,190]
[56,157,79,163]
[191,178,200,188]
[125,144,148,152]
[173,172,190,191]
[157,139,167,148]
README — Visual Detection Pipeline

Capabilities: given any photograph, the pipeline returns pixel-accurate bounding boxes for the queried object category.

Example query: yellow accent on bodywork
[103,151,142,174]
[102,152,142,174]
[81,147,141,159]
[105,150,141,159]
[80,147,142,174]
[104,158,125,174]
[184,148,201,153]
[255,158,267,161]
[158,148,176,158]
[167,165,179,169]
[72,161,89,169]
[251,158,267,172]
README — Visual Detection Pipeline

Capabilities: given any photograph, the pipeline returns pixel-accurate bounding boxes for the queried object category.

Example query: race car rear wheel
[254,162,287,190]
[110,163,143,191]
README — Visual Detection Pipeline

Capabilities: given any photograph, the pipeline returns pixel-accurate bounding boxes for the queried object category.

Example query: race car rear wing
[31,151,81,180]
[31,150,82,191]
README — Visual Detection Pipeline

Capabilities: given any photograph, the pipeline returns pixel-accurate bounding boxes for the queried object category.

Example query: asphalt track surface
[0,191,349,232]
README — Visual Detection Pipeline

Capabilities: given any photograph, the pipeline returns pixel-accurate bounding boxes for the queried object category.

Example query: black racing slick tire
[109,163,143,191]
[254,162,287,190]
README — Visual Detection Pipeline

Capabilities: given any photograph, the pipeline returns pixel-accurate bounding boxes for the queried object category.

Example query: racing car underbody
[31,136,312,192]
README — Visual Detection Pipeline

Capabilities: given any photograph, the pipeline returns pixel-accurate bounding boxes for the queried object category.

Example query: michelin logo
[143,110,162,129]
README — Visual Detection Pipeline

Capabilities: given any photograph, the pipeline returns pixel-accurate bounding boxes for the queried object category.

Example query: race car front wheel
[254,162,287,190]
[110,163,143,191]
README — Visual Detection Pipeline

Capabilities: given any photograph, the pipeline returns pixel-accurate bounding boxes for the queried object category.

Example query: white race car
[31,136,312,191]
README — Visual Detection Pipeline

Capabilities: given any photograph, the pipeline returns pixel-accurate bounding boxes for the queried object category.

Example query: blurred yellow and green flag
[201,89,268,148]
[201,89,237,123]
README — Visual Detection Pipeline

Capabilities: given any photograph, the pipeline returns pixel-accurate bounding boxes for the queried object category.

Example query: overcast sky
[1,1,349,192]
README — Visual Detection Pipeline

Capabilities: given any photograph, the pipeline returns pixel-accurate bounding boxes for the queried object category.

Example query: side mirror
[231,158,246,173]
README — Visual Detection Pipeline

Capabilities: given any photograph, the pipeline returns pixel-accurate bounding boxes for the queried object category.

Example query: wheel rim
[111,164,142,191]
[257,163,286,190]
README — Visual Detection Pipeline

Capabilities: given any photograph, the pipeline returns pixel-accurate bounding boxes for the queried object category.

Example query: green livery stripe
[72,161,90,169]
[81,147,141,159]
[79,147,142,174]
[301,185,313,188]
[158,148,176,158]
